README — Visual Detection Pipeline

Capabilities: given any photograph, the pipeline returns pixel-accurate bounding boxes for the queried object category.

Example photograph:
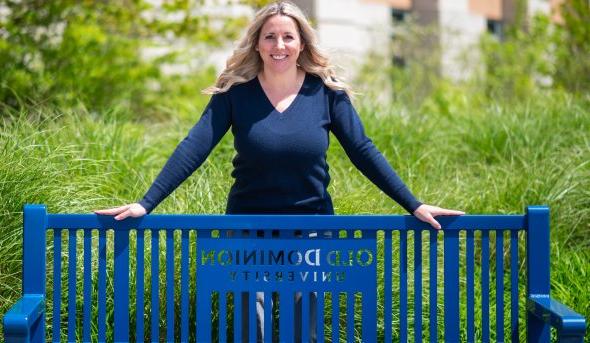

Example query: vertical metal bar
[67,229,77,342]
[496,230,504,342]
[52,229,62,343]
[414,230,423,343]
[429,230,438,342]
[482,230,490,342]
[180,230,189,342]
[136,230,145,342]
[196,290,212,343]
[219,291,227,343]
[317,291,325,343]
[526,206,550,343]
[234,291,242,343]
[114,229,130,341]
[97,230,106,342]
[83,229,92,342]
[302,292,310,343]
[346,292,354,343]
[331,292,339,343]
[151,230,160,341]
[510,230,519,342]
[23,205,47,343]
[166,230,175,342]
[400,230,408,343]
[466,230,475,342]
[444,230,460,342]
[384,230,392,343]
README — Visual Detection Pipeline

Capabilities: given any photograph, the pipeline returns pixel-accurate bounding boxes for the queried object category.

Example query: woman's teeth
[272,55,287,60]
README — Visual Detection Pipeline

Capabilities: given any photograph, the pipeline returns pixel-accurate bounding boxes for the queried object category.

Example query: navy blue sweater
[139,73,422,214]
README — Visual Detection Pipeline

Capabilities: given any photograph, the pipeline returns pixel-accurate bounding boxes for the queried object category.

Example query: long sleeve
[139,92,232,213]
[329,90,422,214]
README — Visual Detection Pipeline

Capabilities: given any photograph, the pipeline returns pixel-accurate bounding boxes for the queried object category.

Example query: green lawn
[0,87,588,341]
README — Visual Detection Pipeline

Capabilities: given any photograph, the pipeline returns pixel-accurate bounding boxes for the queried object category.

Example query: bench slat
[415,230,422,343]
[496,231,505,342]
[97,230,106,342]
[317,291,325,343]
[481,230,490,341]
[280,291,295,342]
[52,230,61,343]
[114,230,130,341]
[150,230,159,341]
[165,230,175,342]
[466,230,475,342]
[180,230,189,342]
[83,229,92,342]
[430,230,438,342]
[136,230,145,342]
[249,291,256,343]
[444,230,460,342]
[67,229,76,342]
[510,230,519,342]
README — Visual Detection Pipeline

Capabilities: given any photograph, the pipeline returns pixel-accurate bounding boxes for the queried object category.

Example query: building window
[391,8,407,22]
[487,19,504,40]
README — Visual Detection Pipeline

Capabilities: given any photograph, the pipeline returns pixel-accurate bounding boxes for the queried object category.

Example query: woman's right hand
[94,203,147,221]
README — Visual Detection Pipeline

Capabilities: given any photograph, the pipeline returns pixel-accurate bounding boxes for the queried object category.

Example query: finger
[95,205,130,215]
[114,209,131,221]
[432,208,465,216]
[423,212,442,230]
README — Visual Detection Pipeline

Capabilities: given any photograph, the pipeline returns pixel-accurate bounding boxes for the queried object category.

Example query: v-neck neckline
[256,72,308,115]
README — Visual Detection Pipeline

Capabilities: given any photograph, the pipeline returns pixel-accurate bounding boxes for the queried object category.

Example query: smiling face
[256,14,305,75]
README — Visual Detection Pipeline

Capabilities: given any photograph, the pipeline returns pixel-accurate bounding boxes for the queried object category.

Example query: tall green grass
[0,87,588,340]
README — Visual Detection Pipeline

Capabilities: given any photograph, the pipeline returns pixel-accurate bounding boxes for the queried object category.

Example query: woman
[96,1,463,341]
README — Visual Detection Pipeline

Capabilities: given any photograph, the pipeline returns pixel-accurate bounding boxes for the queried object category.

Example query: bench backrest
[21,204,550,342]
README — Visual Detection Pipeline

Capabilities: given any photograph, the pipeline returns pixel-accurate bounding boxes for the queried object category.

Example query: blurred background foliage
[0,0,588,341]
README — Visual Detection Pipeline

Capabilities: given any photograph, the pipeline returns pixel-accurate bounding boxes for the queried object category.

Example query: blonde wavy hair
[202,1,353,98]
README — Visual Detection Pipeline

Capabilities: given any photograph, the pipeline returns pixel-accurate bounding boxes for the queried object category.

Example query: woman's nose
[276,37,285,49]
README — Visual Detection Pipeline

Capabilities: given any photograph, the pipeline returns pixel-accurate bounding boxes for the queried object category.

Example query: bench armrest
[3,294,44,342]
[527,296,587,342]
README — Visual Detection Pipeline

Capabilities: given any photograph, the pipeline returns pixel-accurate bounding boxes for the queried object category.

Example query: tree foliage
[0,0,269,113]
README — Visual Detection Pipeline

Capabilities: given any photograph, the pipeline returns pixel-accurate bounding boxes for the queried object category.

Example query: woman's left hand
[413,204,465,230]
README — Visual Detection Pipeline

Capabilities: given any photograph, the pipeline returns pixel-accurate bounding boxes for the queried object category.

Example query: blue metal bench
[3,204,586,342]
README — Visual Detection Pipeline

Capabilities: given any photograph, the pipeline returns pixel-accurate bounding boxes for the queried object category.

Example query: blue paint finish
[481,230,490,342]
[49,213,526,231]
[83,229,92,342]
[249,291,256,343]
[136,230,145,342]
[302,292,310,343]
[466,230,474,342]
[384,231,392,343]
[165,230,174,342]
[443,230,460,342]
[150,230,159,342]
[4,205,589,343]
[3,295,44,343]
[180,230,189,343]
[114,230,130,341]
[97,230,106,342]
[52,229,61,343]
[496,231,504,342]
[399,230,408,342]
[527,296,586,342]
[21,205,47,343]
[317,292,325,343]
[67,229,76,343]
[414,230,422,343]
[429,230,438,343]
[526,206,551,343]
[510,230,519,342]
